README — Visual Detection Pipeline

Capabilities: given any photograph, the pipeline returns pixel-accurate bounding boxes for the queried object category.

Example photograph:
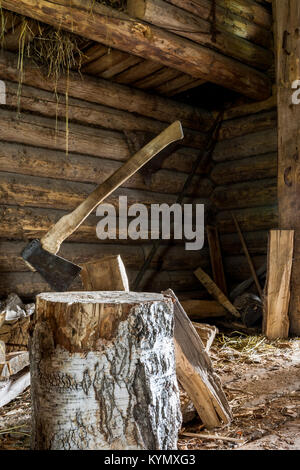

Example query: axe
[21,121,184,291]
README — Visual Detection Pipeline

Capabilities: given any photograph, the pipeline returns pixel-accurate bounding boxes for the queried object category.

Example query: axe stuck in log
[22,121,184,291]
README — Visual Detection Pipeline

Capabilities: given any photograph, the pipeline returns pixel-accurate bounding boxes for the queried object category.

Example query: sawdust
[0,334,299,450]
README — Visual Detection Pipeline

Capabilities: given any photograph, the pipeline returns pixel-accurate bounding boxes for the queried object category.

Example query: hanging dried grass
[0,8,86,154]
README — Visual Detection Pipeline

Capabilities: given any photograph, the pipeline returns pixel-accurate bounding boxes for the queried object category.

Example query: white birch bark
[30,292,181,450]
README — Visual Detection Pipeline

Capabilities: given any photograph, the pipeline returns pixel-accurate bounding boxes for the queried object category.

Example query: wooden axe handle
[41,121,184,254]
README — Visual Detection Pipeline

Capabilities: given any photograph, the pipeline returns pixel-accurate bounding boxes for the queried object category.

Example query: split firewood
[0,341,5,363]
[163,289,232,429]
[0,351,30,379]
[0,369,30,408]
[80,254,129,291]
[192,323,218,353]
[194,266,240,318]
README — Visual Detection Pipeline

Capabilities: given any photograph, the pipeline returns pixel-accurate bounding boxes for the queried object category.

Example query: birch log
[30,292,181,450]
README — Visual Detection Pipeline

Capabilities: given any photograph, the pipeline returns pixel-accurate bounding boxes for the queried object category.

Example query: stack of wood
[0,293,34,407]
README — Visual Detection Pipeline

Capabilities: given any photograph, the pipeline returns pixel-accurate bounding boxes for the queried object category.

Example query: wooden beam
[0,0,272,100]
[275,0,300,335]
[194,266,240,317]
[263,230,294,339]
[128,0,273,70]
[0,50,212,132]
[166,0,273,48]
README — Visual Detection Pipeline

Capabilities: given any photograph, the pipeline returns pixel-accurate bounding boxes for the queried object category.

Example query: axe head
[22,239,82,292]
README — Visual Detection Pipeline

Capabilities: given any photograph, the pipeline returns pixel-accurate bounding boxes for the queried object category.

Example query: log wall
[0,51,213,299]
[211,97,278,292]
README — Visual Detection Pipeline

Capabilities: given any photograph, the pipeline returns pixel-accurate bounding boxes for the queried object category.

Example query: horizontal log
[216,206,278,233]
[3,80,206,150]
[0,241,210,273]
[221,94,276,121]
[213,128,277,162]
[0,172,213,212]
[0,0,271,100]
[166,0,272,48]
[220,230,269,255]
[212,178,276,210]
[180,300,227,319]
[211,152,277,184]
[127,0,273,70]
[224,254,267,283]
[0,269,202,298]
[0,50,212,132]
[0,108,129,161]
[216,0,272,29]
[218,110,277,141]
[0,141,212,195]
[0,204,212,242]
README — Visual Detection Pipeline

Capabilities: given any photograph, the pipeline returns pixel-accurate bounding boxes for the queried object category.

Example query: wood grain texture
[263,230,294,339]
[275,0,300,334]
[0,0,271,100]
[163,289,232,428]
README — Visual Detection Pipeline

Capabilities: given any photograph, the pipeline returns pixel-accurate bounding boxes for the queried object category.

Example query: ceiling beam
[1,0,272,101]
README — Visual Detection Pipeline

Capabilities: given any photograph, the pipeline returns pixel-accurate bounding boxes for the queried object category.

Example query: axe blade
[22,239,82,292]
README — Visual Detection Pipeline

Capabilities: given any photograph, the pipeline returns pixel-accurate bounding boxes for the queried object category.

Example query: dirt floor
[0,331,299,451]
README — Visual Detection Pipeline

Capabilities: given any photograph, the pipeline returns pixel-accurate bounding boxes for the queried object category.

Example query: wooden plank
[134,68,182,90]
[0,50,212,132]
[0,0,272,100]
[194,266,240,317]
[128,0,273,70]
[114,60,163,85]
[163,289,232,428]
[275,0,300,335]
[206,225,227,295]
[263,230,294,339]
[231,213,263,298]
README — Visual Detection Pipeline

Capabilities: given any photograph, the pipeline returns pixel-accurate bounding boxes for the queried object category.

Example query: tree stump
[30,292,181,450]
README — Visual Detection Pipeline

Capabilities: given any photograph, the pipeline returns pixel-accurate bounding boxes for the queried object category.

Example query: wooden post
[263,230,294,339]
[275,0,300,335]
[30,292,181,450]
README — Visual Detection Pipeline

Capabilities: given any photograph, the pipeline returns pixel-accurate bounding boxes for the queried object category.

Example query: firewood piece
[5,351,30,376]
[181,300,226,319]
[194,267,240,318]
[163,289,232,428]
[263,230,294,339]
[1,0,272,101]
[31,292,181,450]
[0,370,30,408]
[80,255,129,291]
[206,225,227,295]
[0,341,5,363]
[192,323,218,353]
